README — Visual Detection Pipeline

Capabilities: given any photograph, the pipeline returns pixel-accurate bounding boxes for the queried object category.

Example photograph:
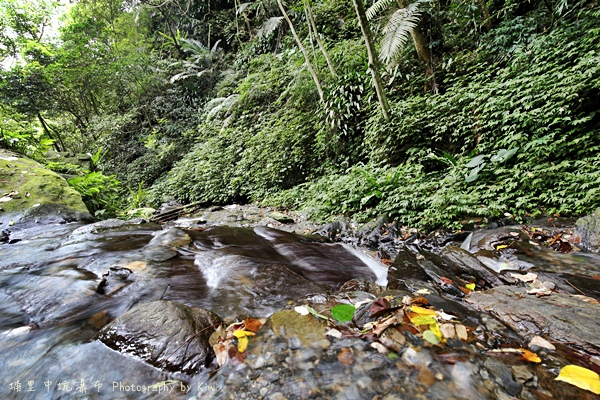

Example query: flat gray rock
[465,285,600,355]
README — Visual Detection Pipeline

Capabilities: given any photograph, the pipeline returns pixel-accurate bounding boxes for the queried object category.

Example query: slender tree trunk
[277,0,324,102]
[37,113,64,152]
[352,0,390,121]
[305,0,336,77]
[478,0,493,31]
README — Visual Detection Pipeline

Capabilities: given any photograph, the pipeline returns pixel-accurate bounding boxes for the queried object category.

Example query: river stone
[97,300,222,373]
[465,285,600,355]
[0,150,90,229]
[573,208,600,252]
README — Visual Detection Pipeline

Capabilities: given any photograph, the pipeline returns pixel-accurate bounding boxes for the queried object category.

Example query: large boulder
[573,208,600,252]
[0,149,91,230]
[97,300,223,374]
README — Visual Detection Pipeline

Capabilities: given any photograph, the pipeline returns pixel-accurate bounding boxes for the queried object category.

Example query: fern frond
[366,0,397,20]
[257,16,284,39]
[237,2,252,14]
[179,38,208,56]
[379,3,422,67]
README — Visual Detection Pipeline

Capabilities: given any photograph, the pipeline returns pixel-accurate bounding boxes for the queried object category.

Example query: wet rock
[483,358,522,396]
[97,300,222,373]
[466,285,600,355]
[270,211,294,224]
[148,227,191,248]
[573,208,600,252]
[0,150,90,230]
[96,266,133,295]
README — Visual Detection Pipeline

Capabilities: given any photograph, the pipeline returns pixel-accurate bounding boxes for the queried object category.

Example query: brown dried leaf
[571,295,600,305]
[455,324,468,341]
[338,348,355,366]
[244,317,265,333]
[372,315,399,336]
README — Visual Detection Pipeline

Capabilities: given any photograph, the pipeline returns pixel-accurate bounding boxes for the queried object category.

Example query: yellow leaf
[519,348,541,363]
[410,306,437,316]
[429,322,443,341]
[495,244,509,250]
[233,329,256,338]
[466,283,476,291]
[555,365,600,394]
[409,315,437,326]
[237,336,249,352]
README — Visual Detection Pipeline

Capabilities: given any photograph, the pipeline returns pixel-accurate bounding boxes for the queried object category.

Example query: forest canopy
[1,0,599,228]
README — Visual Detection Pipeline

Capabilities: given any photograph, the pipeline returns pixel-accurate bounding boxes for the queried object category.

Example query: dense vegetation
[1,0,598,229]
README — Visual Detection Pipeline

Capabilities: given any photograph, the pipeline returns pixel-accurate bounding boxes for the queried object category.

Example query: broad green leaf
[555,365,600,394]
[423,330,440,345]
[331,304,356,323]
[466,155,486,168]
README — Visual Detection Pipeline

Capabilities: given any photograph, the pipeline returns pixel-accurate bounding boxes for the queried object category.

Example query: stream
[0,206,599,399]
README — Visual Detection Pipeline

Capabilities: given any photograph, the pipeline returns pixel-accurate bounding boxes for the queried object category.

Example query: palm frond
[379,3,422,67]
[366,0,398,20]
[257,16,284,39]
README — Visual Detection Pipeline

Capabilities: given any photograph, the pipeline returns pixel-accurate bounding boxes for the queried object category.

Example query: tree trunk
[352,0,391,121]
[37,113,64,152]
[277,0,324,102]
[304,0,336,77]
[478,0,493,32]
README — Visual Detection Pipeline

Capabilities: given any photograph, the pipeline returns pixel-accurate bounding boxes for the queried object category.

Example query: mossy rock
[0,149,91,228]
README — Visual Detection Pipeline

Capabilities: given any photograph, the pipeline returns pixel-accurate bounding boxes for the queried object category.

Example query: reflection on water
[0,221,387,398]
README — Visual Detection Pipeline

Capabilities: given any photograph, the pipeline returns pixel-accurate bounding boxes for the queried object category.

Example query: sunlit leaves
[555,365,600,394]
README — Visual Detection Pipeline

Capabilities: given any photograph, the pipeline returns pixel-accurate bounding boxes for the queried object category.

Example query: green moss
[0,150,88,215]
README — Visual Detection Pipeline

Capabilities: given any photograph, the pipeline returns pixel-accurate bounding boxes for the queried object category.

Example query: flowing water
[0,218,387,399]
[1,215,599,399]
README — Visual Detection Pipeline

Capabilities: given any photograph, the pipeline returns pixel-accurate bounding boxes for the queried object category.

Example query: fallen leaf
[410,306,437,316]
[423,330,441,345]
[415,289,431,295]
[571,295,600,305]
[408,314,437,326]
[372,315,399,336]
[338,347,355,365]
[294,305,309,315]
[496,244,510,250]
[237,336,249,352]
[233,329,255,353]
[465,283,476,291]
[244,317,264,333]
[435,310,457,321]
[510,272,538,282]
[369,297,391,316]
[455,324,468,340]
[519,348,542,363]
[233,329,256,339]
[429,322,443,341]
[331,304,356,323]
[529,336,556,350]
[527,288,552,297]
[370,342,388,354]
[440,277,454,285]
[440,323,456,339]
[326,328,343,339]
[555,365,600,394]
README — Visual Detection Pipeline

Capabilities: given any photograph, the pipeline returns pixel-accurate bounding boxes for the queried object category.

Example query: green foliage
[331,304,356,323]
[68,171,122,218]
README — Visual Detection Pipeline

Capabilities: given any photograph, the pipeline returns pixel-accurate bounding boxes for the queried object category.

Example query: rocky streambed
[0,199,599,399]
